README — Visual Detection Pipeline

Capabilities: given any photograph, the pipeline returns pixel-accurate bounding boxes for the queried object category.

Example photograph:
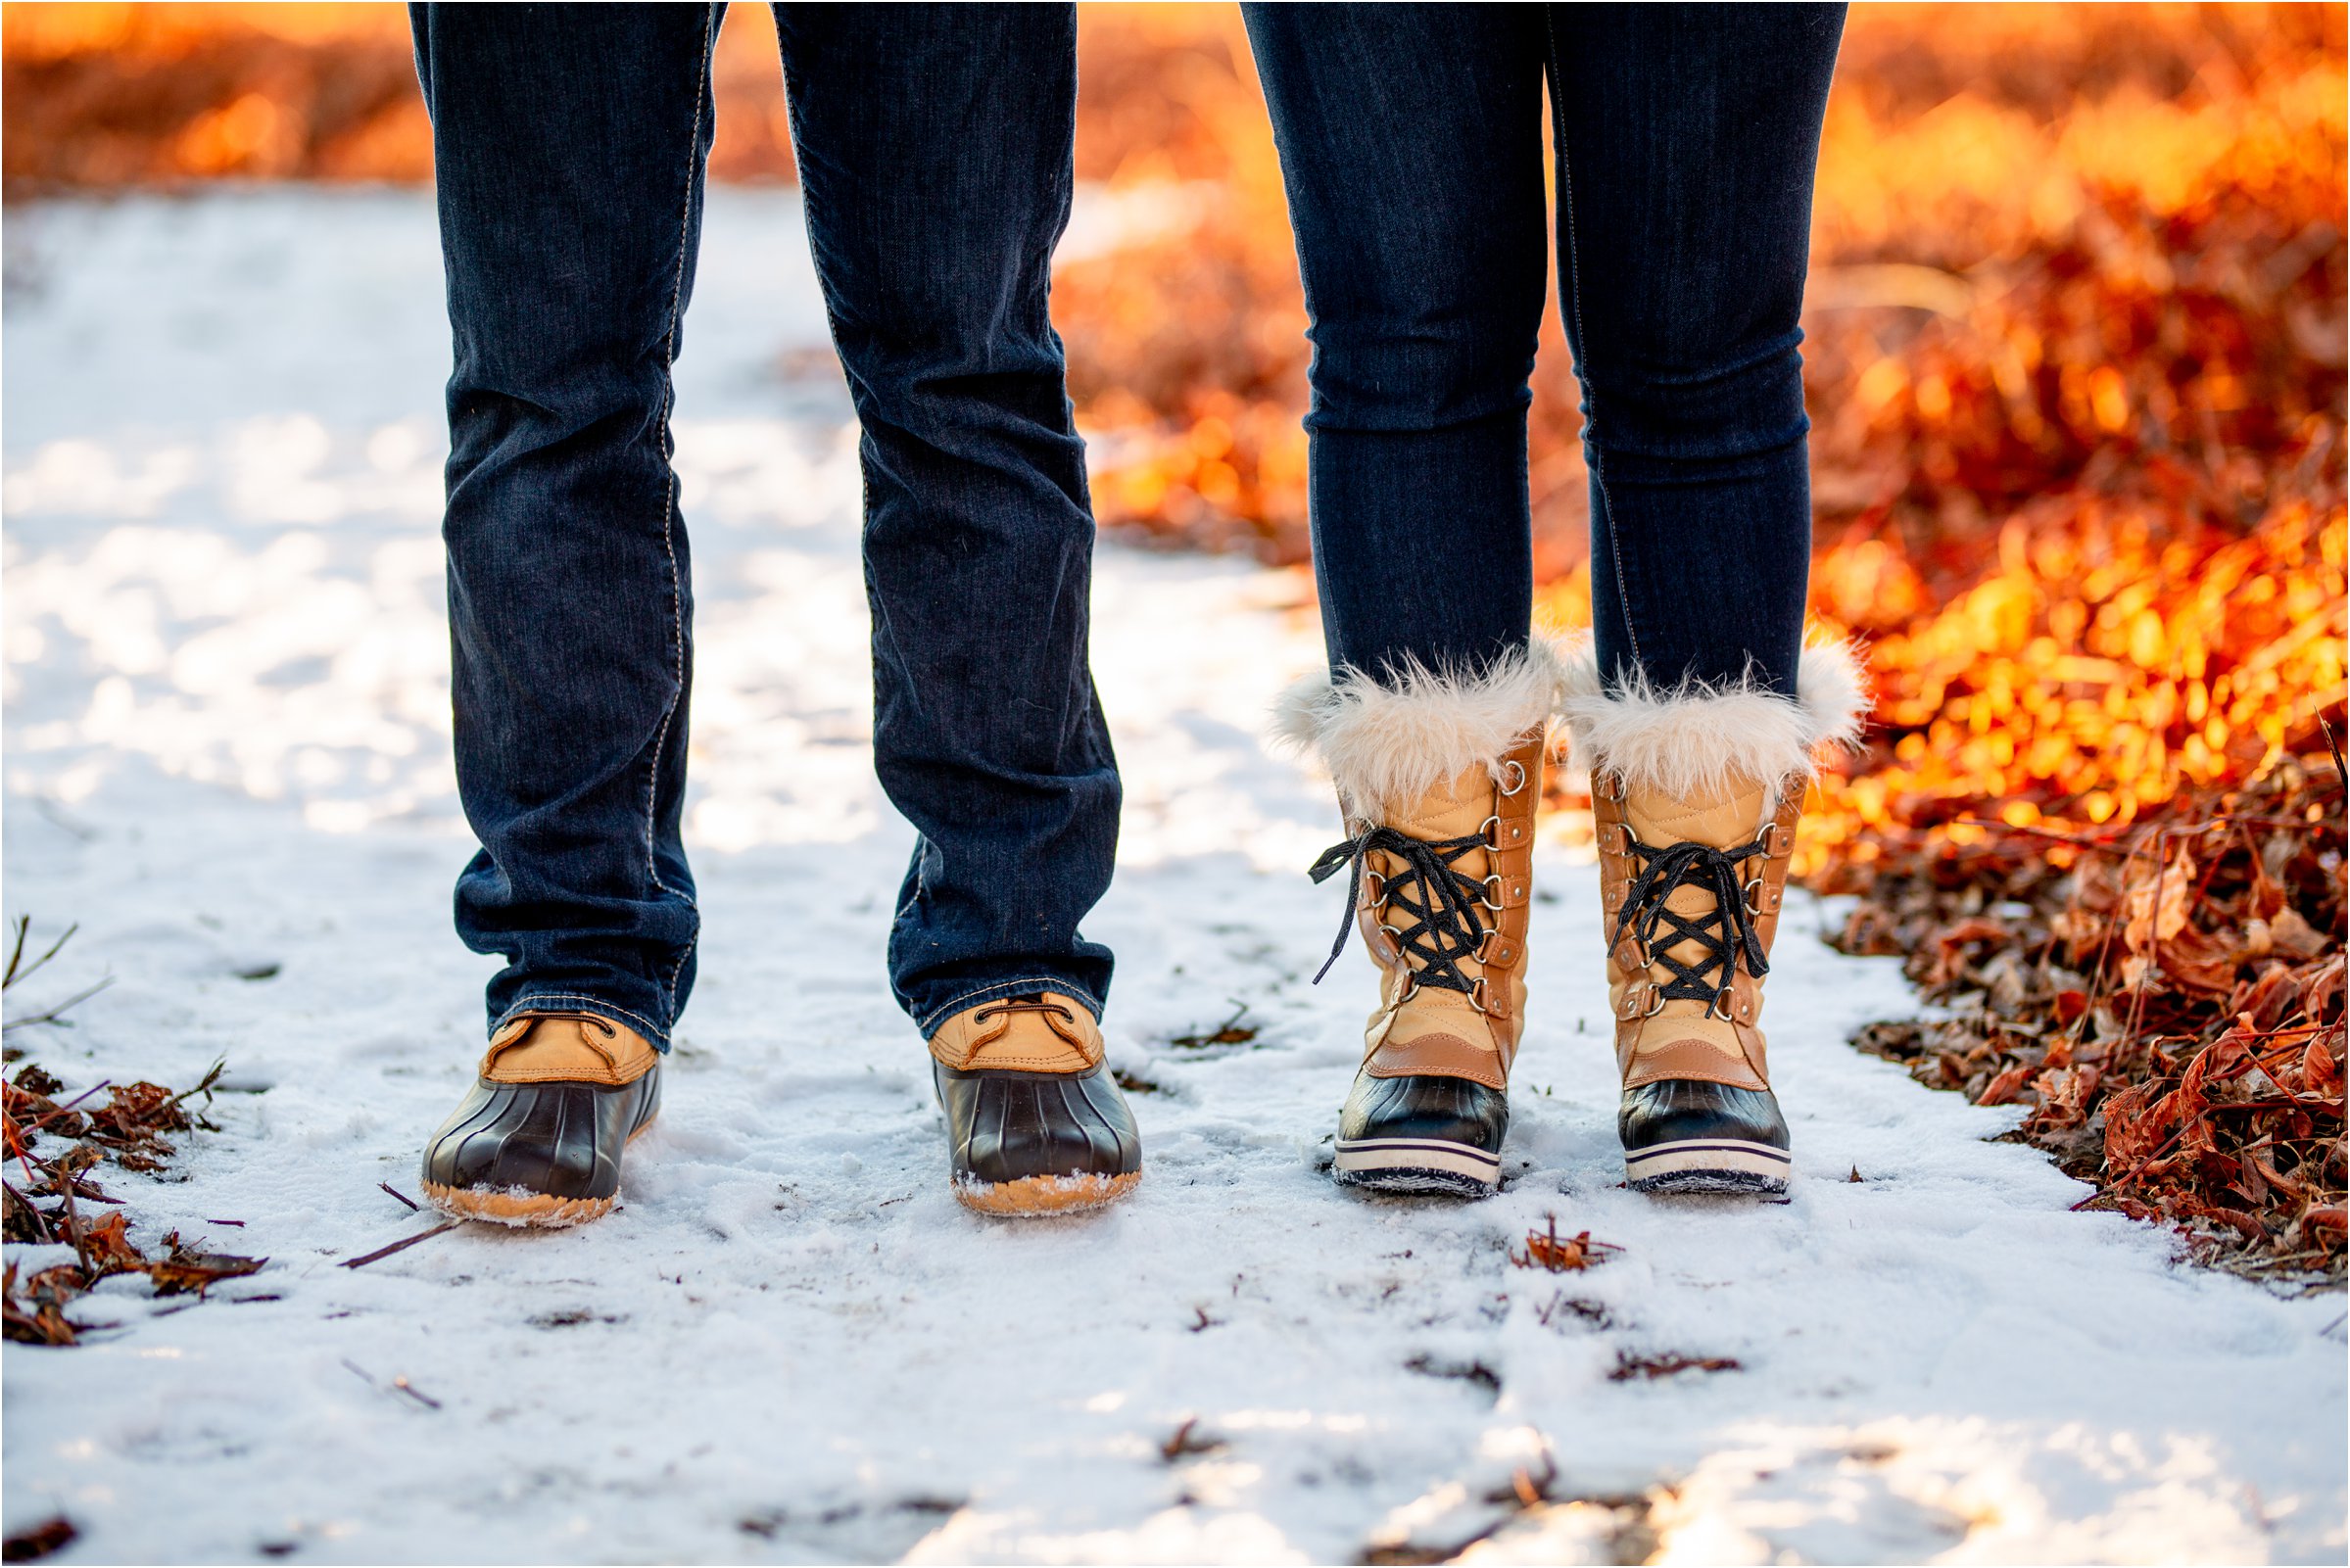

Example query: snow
[4,189,2343,1566]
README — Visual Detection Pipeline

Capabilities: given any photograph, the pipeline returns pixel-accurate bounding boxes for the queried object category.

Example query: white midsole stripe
[1624,1140,1791,1177]
[1335,1139,1500,1181]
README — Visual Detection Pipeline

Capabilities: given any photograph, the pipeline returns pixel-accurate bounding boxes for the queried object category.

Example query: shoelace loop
[485,1010,622,1070]
[970,994,1085,1049]
[1307,826,1493,994]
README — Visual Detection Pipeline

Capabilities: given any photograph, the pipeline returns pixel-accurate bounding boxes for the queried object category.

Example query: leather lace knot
[486,1010,625,1071]
[972,995,1085,1048]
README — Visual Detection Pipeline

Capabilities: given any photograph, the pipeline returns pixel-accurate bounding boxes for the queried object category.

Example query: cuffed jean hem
[914,974,1107,1040]
[491,991,675,1052]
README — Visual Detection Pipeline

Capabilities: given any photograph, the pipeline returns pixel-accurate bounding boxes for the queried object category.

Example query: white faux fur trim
[1559,639,1870,803]
[1271,640,1566,818]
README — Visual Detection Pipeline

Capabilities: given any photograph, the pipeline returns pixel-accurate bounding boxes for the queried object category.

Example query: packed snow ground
[3,191,2343,1566]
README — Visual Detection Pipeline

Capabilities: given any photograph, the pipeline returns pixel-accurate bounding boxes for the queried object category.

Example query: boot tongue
[1624,773,1772,850]
[481,1015,657,1086]
[1377,762,1493,842]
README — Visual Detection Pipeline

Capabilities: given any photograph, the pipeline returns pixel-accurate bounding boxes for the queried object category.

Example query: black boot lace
[1610,830,1774,1013]
[1307,827,1494,993]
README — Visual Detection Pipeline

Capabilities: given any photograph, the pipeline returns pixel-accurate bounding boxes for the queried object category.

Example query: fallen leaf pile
[1837,752,2346,1281]
[3,1057,258,1346]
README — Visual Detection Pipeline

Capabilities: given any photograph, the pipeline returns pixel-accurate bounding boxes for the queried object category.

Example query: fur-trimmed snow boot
[1276,644,1562,1197]
[1561,644,1867,1194]
[419,1011,663,1226]
[929,991,1142,1215]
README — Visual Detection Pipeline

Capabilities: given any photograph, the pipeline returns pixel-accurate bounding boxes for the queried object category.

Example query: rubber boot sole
[952,1169,1140,1217]
[419,1116,658,1229]
[1624,1137,1790,1195]
[1333,1136,1500,1197]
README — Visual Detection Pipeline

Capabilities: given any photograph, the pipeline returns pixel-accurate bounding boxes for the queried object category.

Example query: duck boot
[929,992,1141,1216]
[420,1011,663,1226]
[1276,644,1563,1197]
[1562,643,1867,1194]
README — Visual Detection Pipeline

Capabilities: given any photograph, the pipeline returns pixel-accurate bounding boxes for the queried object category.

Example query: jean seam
[780,34,932,1008]
[495,992,671,1046]
[917,975,1106,1038]
[1544,14,1645,685]
[643,1,716,1024]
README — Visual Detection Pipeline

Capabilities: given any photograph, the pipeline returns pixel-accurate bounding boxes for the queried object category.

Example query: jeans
[1241,4,1846,697]
[412,3,1119,1047]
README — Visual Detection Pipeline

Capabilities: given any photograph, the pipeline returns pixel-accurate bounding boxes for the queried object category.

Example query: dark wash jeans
[412,4,1119,1048]
[1242,4,1846,696]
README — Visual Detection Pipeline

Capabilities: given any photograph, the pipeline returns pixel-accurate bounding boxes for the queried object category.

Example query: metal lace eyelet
[1476,976,1510,1017]
[1479,814,1503,848]
[1499,760,1528,796]
[1479,874,1506,911]
[1706,986,1737,1022]
[1641,987,1665,1019]
[1596,770,1626,802]
[1745,877,1767,915]
[1468,976,1491,1014]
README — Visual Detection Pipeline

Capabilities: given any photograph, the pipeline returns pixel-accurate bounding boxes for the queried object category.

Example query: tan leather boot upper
[926,991,1103,1073]
[1344,732,1546,1091]
[481,1012,659,1086]
[1595,770,1799,1093]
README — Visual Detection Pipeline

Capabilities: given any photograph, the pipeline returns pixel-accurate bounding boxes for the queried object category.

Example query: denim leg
[413,3,718,1047]
[1242,4,1550,683]
[1547,4,1846,697]
[773,4,1118,1033]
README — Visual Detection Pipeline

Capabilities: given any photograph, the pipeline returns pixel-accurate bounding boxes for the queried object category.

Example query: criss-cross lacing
[1610,830,1773,1013]
[1308,826,1494,994]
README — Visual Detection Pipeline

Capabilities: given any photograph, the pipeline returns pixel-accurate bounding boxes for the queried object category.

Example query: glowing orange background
[5,2,2343,874]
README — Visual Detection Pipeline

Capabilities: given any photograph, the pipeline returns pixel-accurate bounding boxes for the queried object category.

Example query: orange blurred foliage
[5,1,2345,879]
[0,1,801,185]
[1059,3,2350,878]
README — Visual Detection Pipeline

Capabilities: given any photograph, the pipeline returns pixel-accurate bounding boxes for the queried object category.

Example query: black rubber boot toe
[1334,1069,1508,1196]
[420,1067,662,1226]
[1619,1078,1790,1194]
[935,1060,1141,1215]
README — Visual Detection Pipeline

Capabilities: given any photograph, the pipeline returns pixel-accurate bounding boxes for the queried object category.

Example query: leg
[417,1,716,1047]
[775,5,1139,1215]
[1548,3,1845,695]
[418,1,716,1049]
[1243,2,1551,682]
[773,3,1118,1037]
[1247,5,1559,1198]
[1545,5,1863,1196]
[411,2,717,1224]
